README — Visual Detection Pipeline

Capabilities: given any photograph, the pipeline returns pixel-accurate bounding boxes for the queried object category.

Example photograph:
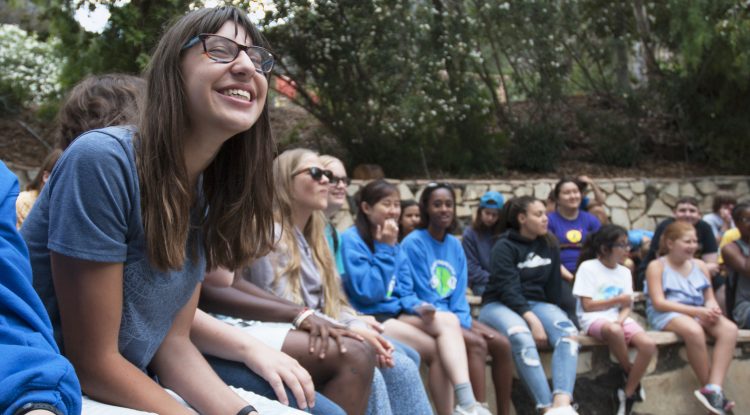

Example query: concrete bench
[465,292,750,414]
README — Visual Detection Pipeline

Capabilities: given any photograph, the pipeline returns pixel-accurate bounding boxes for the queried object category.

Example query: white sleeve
[572,262,596,298]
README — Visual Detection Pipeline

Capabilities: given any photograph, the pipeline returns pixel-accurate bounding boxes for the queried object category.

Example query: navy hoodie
[483,229,562,316]
[0,161,81,415]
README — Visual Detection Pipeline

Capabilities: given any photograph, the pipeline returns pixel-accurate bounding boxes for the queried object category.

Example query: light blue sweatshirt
[400,229,472,328]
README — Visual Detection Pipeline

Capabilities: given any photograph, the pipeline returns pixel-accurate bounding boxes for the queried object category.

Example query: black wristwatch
[14,403,63,415]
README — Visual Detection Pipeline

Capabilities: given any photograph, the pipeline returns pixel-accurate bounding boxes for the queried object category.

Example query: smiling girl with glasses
[573,225,656,415]
[21,6,285,415]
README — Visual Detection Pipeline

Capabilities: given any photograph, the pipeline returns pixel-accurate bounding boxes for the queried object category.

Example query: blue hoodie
[340,227,422,316]
[400,229,472,328]
[0,161,81,415]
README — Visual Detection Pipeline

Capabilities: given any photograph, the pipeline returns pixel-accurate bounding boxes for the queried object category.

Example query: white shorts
[82,386,306,414]
[213,314,294,351]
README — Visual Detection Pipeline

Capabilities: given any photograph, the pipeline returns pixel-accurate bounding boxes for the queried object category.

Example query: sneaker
[614,388,637,415]
[694,388,727,415]
[453,403,492,415]
[544,405,579,415]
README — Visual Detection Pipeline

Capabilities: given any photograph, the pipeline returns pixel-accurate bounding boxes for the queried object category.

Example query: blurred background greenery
[2,0,749,176]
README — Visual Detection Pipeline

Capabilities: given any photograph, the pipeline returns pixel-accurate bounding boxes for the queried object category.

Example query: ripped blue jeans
[479,300,578,409]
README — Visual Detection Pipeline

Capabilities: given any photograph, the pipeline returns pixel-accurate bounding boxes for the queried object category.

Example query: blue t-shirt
[547,210,601,273]
[339,226,422,316]
[0,161,81,415]
[21,127,205,372]
[400,229,472,328]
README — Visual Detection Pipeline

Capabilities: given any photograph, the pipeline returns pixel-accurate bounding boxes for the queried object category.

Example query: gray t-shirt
[244,224,364,328]
[22,127,205,372]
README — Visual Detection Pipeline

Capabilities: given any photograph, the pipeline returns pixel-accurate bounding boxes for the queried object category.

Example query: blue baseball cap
[480,191,504,209]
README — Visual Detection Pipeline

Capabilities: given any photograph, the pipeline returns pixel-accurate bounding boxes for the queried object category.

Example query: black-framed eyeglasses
[612,243,631,250]
[181,34,275,74]
[329,175,350,186]
[293,167,334,183]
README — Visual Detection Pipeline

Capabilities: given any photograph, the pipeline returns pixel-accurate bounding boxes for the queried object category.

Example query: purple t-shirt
[547,210,601,273]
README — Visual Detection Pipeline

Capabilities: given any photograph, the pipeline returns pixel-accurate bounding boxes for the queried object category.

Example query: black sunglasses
[293,167,334,183]
[329,175,351,186]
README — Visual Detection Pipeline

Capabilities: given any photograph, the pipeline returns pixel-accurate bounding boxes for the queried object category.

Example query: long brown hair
[137,6,275,271]
[273,149,348,318]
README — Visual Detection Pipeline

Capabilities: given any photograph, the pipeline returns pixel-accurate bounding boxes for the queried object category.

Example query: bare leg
[703,316,738,386]
[625,332,656,397]
[282,330,374,415]
[399,312,472,386]
[601,322,632,372]
[664,316,710,385]
[473,320,513,415]
[383,318,454,415]
[463,327,488,402]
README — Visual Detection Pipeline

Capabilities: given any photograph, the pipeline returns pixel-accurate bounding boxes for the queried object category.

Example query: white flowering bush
[0,24,64,109]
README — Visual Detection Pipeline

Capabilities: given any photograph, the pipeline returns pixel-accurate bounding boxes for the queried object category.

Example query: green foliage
[257,0,499,176]
[506,119,565,173]
[577,109,640,168]
[654,1,750,172]
[0,24,64,113]
[35,0,193,89]
[8,0,750,174]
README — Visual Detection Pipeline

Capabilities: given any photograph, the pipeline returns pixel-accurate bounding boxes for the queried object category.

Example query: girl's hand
[415,302,437,323]
[472,320,496,340]
[298,313,365,358]
[617,293,633,308]
[719,206,733,225]
[523,312,548,347]
[695,307,719,324]
[351,327,395,368]
[530,321,548,347]
[243,345,316,409]
[358,315,385,333]
[374,219,399,246]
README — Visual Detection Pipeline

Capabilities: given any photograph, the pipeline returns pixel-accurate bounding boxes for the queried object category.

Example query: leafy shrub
[506,119,565,172]
[577,110,641,168]
[0,24,63,110]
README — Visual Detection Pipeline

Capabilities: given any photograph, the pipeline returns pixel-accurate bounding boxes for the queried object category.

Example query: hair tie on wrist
[236,404,257,415]
[293,307,315,328]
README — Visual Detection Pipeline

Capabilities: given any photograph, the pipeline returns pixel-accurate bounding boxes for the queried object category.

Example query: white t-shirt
[572,258,634,332]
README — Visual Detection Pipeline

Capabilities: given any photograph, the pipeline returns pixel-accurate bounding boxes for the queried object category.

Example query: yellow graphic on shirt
[565,229,583,244]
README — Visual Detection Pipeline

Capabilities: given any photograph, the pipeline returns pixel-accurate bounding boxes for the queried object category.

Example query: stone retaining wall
[8,163,750,232]
[337,176,750,232]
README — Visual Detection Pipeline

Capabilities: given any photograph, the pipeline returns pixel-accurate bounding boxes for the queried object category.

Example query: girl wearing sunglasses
[242,149,432,415]
[21,6,293,414]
